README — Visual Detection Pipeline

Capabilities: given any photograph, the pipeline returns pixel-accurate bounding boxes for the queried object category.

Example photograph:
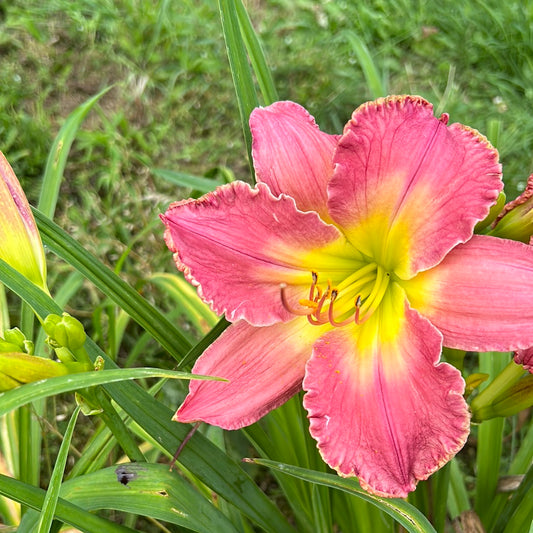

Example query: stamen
[310,271,318,300]
[354,294,371,325]
[328,289,357,327]
[309,283,330,325]
[281,268,391,329]
[280,283,315,316]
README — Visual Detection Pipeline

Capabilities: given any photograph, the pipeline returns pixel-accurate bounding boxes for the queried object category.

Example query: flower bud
[0,352,89,391]
[488,174,533,243]
[0,327,34,355]
[0,152,48,291]
[43,313,87,351]
[472,375,533,420]
[470,360,532,421]
[475,191,506,232]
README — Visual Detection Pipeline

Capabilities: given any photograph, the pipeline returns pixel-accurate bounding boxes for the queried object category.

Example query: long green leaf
[22,463,239,533]
[0,367,219,417]
[251,459,437,533]
[218,0,259,171]
[474,353,508,523]
[495,464,533,533]
[150,273,218,333]
[0,474,135,533]
[0,256,293,532]
[37,406,81,533]
[66,463,239,532]
[38,87,112,218]
[345,32,386,99]
[234,0,278,104]
[151,168,224,193]
[32,208,192,360]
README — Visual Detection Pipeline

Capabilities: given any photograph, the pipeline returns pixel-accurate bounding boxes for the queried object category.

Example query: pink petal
[514,347,533,373]
[175,318,323,429]
[303,302,469,498]
[406,235,533,351]
[161,181,347,326]
[328,96,502,279]
[250,101,339,220]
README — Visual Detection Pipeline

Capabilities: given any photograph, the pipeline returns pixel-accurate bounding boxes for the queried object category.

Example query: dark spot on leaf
[115,465,138,486]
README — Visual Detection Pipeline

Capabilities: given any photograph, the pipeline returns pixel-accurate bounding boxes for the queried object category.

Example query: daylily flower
[0,152,47,291]
[161,96,533,497]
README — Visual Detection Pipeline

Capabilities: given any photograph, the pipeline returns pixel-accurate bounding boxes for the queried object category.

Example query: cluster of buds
[0,322,91,392]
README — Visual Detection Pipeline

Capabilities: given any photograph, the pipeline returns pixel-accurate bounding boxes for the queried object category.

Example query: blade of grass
[0,474,135,532]
[251,458,437,533]
[149,273,218,333]
[218,0,259,172]
[345,31,386,98]
[177,317,230,370]
[38,87,112,219]
[474,353,509,525]
[508,419,533,475]
[495,464,533,533]
[447,458,470,520]
[151,168,225,194]
[0,367,220,417]
[18,302,40,504]
[93,388,146,463]
[486,418,533,530]
[67,421,116,478]
[234,0,278,105]
[0,283,9,331]
[32,208,192,361]
[37,406,81,533]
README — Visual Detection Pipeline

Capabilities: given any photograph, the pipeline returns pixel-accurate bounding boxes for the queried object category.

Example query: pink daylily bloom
[161,96,533,497]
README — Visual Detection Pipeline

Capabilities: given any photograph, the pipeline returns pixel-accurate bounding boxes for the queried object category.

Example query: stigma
[280,267,390,328]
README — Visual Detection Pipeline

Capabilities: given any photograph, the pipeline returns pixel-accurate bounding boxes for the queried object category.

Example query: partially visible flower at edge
[514,347,533,373]
[0,152,48,291]
[161,96,533,498]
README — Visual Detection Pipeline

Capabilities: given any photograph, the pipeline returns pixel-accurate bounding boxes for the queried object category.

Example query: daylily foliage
[162,96,533,497]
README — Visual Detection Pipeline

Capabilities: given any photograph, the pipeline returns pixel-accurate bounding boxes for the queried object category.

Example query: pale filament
[356,265,390,323]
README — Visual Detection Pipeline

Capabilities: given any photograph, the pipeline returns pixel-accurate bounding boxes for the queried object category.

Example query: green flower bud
[472,375,533,421]
[43,313,87,350]
[3,327,26,347]
[0,352,90,391]
[470,361,531,422]
[475,191,506,232]
[487,174,533,243]
[0,328,34,354]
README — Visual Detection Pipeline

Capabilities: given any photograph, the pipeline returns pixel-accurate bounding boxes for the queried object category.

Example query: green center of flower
[281,263,392,328]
